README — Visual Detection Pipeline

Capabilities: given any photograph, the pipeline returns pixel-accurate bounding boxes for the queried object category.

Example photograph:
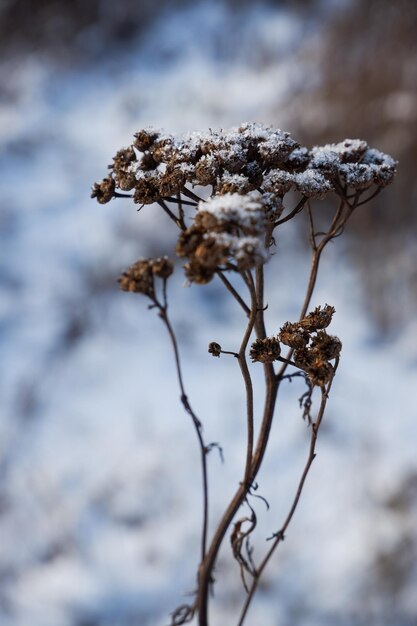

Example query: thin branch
[238,271,257,488]
[274,196,308,227]
[156,290,209,563]
[182,187,205,203]
[237,360,340,626]
[197,271,259,626]
[158,200,183,229]
[355,186,381,207]
[162,195,198,208]
[216,271,251,316]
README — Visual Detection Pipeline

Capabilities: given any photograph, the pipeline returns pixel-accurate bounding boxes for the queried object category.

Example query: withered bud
[194,155,220,186]
[176,226,205,258]
[159,166,186,197]
[91,176,116,204]
[184,261,216,285]
[208,342,222,357]
[134,128,160,152]
[152,257,174,279]
[299,304,335,332]
[133,176,161,204]
[306,357,334,387]
[250,337,281,363]
[279,322,309,350]
[310,331,342,360]
[118,260,155,296]
[293,348,312,370]
[293,347,334,387]
[113,147,136,169]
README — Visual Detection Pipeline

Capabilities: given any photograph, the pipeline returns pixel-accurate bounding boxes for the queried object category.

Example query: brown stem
[274,196,308,228]
[237,360,339,626]
[197,271,258,625]
[216,271,251,316]
[157,292,209,564]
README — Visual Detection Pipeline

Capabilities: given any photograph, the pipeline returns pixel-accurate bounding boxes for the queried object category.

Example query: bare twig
[237,359,340,626]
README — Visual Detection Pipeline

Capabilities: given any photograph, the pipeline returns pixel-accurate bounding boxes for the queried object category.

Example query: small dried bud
[310,331,342,360]
[208,342,222,357]
[134,128,160,152]
[113,146,136,169]
[293,348,312,370]
[159,165,186,197]
[299,304,335,332]
[306,356,334,387]
[176,225,205,259]
[293,348,334,387]
[118,260,154,296]
[91,176,115,204]
[183,261,216,285]
[152,257,174,279]
[279,322,309,350]
[133,174,162,205]
[250,337,281,363]
[218,173,253,195]
[195,155,220,185]
[286,147,310,170]
[111,148,137,190]
[261,192,284,222]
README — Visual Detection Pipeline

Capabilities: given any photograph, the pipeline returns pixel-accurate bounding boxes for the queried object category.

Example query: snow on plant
[92,122,397,625]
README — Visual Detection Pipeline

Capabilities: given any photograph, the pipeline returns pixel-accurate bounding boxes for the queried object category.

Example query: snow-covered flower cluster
[92,123,397,204]
[91,123,397,284]
[177,192,269,283]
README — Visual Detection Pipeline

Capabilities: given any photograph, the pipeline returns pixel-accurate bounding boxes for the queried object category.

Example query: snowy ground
[1,2,416,625]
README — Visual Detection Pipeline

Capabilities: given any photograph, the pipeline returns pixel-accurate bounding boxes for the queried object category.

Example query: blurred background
[1,0,417,624]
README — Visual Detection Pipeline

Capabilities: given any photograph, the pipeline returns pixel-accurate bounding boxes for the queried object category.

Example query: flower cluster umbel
[92,123,397,284]
[249,305,341,387]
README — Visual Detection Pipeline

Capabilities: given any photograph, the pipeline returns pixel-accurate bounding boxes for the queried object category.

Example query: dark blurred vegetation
[286,0,417,332]
[0,0,313,63]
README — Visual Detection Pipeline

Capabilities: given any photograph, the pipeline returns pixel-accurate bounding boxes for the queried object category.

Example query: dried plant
[92,122,396,625]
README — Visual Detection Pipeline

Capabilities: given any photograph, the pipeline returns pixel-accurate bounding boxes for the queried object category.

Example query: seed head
[118,260,155,297]
[279,322,309,350]
[152,257,174,279]
[208,342,222,357]
[250,337,281,363]
[91,176,115,204]
[299,304,335,332]
[310,331,342,360]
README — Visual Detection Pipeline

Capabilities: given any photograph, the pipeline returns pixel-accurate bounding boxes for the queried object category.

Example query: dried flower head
[208,342,222,357]
[118,257,173,296]
[250,337,281,363]
[152,257,174,279]
[279,322,309,350]
[306,356,334,387]
[133,127,160,151]
[299,304,336,332]
[90,176,115,204]
[310,331,342,360]
[293,347,334,387]
[118,259,155,297]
